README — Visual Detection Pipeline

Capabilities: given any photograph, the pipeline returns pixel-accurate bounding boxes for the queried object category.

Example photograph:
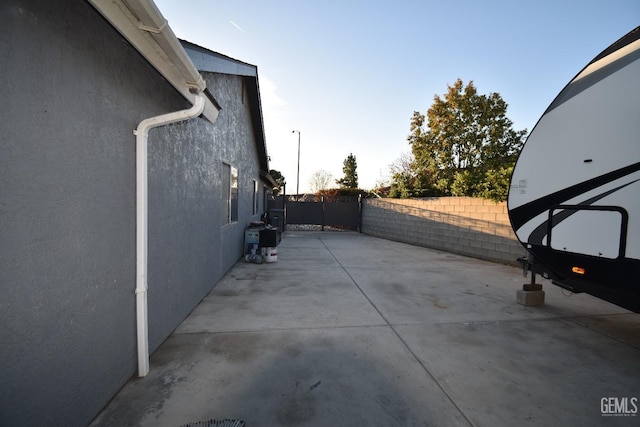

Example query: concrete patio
[91,232,640,426]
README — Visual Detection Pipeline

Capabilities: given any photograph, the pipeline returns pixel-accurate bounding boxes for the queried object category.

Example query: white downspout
[134,93,206,377]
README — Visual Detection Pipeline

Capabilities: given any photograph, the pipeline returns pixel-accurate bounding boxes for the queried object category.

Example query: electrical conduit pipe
[134,93,206,376]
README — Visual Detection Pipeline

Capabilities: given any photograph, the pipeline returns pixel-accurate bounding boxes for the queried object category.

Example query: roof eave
[88,0,220,123]
[180,40,271,179]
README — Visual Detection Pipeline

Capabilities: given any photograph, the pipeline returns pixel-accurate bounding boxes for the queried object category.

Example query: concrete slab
[93,327,467,426]
[175,265,385,333]
[396,319,640,426]
[91,232,640,427]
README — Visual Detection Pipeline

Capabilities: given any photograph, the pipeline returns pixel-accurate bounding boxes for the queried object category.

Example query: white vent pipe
[134,93,206,376]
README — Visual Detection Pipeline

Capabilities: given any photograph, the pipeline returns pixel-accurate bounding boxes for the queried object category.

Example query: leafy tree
[308,170,333,193]
[336,153,359,189]
[269,169,286,196]
[388,152,415,198]
[407,79,526,201]
[388,151,446,198]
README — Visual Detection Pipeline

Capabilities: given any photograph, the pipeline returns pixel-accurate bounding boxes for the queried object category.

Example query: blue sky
[155,0,639,193]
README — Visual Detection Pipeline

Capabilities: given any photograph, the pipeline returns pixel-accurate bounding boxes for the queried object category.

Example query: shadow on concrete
[91,232,640,427]
[92,327,468,426]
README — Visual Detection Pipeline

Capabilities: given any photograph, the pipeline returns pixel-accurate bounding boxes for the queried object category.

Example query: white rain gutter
[134,93,206,377]
[88,0,219,122]
[88,0,221,377]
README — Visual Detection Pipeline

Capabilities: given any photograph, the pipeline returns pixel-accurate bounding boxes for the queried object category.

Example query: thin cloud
[229,20,245,33]
[260,76,287,108]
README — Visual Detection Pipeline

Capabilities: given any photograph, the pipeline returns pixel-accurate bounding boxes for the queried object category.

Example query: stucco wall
[147,71,266,352]
[0,1,266,426]
[363,198,527,265]
[0,2,173,425]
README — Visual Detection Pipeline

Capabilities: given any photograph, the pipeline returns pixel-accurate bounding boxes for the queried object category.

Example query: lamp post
[292,130,300,198]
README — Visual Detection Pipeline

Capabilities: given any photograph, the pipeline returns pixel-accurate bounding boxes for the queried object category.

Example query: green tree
[336,153,359,189]
[269,169,286,196]
[388,151,443,198]
[407,79,526,201]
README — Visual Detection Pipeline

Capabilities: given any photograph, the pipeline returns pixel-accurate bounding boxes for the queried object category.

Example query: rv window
[549,207,626,259]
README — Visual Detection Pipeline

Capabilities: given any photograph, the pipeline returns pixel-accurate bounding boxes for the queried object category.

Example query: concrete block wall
[362,197,527,265]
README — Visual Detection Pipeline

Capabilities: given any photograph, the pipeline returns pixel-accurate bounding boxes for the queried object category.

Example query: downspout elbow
[135,93,206,137]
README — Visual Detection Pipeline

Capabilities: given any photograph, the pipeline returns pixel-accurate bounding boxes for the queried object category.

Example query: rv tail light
[572,266,586,275]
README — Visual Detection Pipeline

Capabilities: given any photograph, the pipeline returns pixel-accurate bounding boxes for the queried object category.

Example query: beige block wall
[362,197,527,265]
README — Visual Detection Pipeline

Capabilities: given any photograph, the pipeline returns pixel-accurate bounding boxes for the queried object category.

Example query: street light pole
[292,130,300,198]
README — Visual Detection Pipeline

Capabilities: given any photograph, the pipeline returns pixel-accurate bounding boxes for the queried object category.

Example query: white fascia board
[88,0,219,123]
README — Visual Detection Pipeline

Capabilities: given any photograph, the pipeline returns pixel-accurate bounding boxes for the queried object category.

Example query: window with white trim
[253,180,259,215]
[223,163,238,223]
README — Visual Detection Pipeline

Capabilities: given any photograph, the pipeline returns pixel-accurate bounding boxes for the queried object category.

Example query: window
[549,206,627,259]
[253,180,259,215]
[230,166,238,222]
[223,163,238,223]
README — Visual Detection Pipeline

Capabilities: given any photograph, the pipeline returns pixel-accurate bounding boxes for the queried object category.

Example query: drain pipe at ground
[134,93,206,377]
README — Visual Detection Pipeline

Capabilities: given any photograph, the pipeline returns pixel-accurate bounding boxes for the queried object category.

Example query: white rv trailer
[508,26,640,313]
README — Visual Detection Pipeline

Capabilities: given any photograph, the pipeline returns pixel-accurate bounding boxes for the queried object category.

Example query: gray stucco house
[0,1,274,425]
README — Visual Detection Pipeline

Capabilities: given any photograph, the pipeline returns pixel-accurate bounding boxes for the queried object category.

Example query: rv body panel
[508,27,640,312]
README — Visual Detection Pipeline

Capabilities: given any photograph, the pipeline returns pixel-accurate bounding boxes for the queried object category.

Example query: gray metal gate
[269,195,362,231]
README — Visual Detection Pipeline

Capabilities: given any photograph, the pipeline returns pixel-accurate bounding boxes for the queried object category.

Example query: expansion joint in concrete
[317,236,475,427]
